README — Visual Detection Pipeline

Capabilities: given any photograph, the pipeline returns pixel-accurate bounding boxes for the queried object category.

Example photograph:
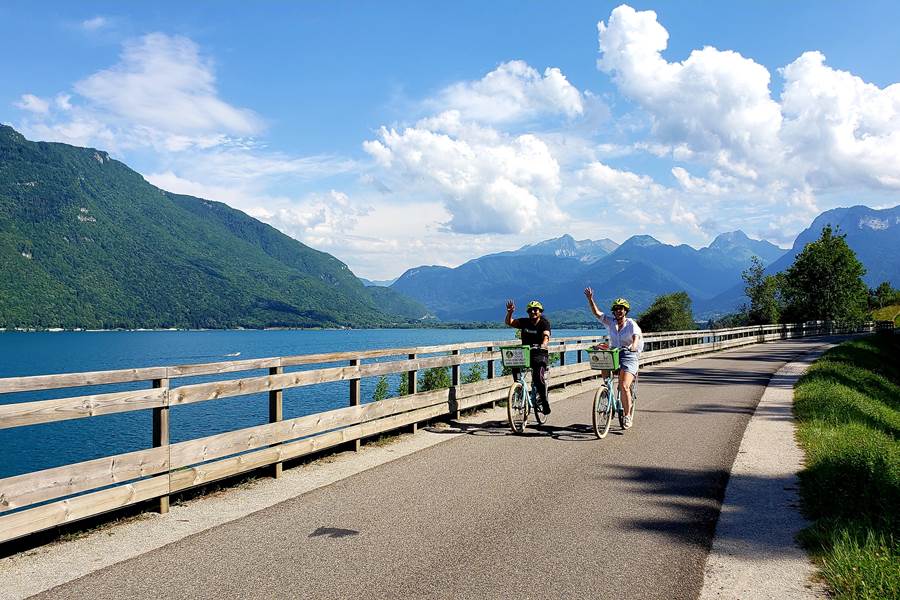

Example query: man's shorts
[619,349,640,375]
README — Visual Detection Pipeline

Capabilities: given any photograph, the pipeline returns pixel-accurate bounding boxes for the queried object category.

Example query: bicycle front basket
[588,348,619,370]
[500,345,530,368]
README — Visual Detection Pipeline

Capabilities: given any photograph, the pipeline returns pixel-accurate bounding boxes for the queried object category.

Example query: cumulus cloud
[780,51,900,190]
[433,60,584,124]
[597,4,900,198]
[364,111,566,234]
[598,5,784,181]
[252,190,371,245]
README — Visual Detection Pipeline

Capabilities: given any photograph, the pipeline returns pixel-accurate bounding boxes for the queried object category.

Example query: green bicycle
[588,347,638,439]
[500,345,549,434]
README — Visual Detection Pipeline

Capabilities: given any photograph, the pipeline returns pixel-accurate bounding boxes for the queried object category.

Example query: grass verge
[794,333,900,600]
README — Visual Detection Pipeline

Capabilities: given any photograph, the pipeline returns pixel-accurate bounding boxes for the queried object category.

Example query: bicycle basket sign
[588,349,619,370]
[500,345,530,368]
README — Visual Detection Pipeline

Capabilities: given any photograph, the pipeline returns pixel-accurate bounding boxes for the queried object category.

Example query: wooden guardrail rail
[0,321,875,543]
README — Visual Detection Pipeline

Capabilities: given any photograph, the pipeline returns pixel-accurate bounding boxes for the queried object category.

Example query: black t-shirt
[514,316,551,347]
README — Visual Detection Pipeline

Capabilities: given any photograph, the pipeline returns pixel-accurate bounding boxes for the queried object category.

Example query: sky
[2,1,899,280]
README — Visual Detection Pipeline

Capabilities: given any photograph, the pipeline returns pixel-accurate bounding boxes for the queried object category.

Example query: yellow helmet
[611,298,630,312]
[526,300,544,312]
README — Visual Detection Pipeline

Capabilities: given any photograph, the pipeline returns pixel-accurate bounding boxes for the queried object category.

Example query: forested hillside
[0,125,427,328]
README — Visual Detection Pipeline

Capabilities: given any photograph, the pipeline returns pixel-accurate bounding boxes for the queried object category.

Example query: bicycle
[587,347,638,439]
[500,345,549,434]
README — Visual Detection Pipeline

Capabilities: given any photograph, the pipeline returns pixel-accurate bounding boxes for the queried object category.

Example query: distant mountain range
[392,204,899,322]
[696,204,900,317]
[390,231,787,322]
[0,125,427,329]
[3,125,895,329]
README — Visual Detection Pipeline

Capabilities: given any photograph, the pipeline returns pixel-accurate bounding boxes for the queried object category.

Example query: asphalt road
[33,338,832,600]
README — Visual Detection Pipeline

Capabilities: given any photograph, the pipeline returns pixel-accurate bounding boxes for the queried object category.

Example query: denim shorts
[619,349,640,375]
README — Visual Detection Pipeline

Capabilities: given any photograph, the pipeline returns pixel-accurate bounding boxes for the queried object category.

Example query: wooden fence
[0,321,874,543]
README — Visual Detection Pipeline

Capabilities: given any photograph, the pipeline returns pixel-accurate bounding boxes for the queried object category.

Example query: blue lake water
[0,328,604,478]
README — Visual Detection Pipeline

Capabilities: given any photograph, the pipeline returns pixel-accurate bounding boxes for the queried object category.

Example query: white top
[598,314,644,352]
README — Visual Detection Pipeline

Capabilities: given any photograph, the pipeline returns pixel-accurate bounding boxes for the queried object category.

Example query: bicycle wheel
[507,381,527,434]
[532,385,548,425]
[592,386,613,439]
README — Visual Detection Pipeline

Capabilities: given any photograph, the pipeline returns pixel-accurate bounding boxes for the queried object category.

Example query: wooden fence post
[269,364,284,476]
[152,377,170,514]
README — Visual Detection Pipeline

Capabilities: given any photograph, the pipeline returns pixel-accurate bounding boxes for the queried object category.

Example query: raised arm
[540,327,550,349]
[505,299,517,327]
[583,287,604,320]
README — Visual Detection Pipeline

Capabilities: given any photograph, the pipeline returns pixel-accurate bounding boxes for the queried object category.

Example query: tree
[742,255,783,324]
[372,375,389,402]
[638,291,695,332]
[870,281,899,309]
[419,366,451,391]
[462,362,485,384]
[780,225,868,323]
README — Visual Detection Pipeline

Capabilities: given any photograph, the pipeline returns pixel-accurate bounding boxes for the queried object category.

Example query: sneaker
[541,400,551,414]
[623,415,633,430]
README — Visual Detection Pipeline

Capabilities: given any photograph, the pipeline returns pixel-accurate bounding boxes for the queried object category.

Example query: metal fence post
[348,359,362,451]
[269,364,284,476]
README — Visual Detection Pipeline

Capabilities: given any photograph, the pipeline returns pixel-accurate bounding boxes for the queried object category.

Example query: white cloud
[15,94,50,114]
[15,33,263,155]
[365,110,566,235]
[598,5,784,181]
[780,51,900,190]
[433,60,584,124]
[75,33,262,137]
[251,190,371,245]
[579,161,668,204]
[81,17,109,31]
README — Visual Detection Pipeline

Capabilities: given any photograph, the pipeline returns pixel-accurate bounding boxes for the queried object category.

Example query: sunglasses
[528,308,542,313]
[612,306,627,312]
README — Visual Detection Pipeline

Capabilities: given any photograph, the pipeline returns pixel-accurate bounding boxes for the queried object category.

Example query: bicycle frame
[506,367,547,434]
[592,366,638,439]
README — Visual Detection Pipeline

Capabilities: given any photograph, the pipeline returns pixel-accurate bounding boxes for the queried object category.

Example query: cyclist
[504,299,552,414]
[583,288,643,429]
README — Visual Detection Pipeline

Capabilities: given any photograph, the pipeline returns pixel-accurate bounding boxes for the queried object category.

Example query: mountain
[391,230,786,322]
[765,205,900,286]
[0,125,427,328]
[696,204,900,318]
[493,234,618,263]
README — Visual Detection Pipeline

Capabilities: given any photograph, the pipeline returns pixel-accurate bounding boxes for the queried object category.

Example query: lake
[0,328,604,478]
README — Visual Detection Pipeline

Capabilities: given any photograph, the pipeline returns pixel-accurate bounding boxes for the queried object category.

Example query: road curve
[33,337,837,600]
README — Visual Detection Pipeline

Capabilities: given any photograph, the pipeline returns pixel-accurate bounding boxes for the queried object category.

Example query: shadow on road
[606,464,806,559]
[425,419,612,442]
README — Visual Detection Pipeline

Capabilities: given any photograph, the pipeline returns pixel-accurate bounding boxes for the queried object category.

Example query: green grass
[794,334,900,600]
[872,304,900,326]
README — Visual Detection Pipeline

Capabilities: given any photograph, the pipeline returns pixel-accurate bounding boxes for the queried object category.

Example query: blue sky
[3,2,899,280]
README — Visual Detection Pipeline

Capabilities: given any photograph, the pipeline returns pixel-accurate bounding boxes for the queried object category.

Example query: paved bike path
[8,337,840,599]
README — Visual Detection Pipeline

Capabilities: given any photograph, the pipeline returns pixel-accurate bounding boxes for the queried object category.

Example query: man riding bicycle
[583,288,643,429]
[504,299,551,414]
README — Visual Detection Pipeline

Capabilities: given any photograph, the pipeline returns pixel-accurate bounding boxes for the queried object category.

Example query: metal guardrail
[0,320,876,543]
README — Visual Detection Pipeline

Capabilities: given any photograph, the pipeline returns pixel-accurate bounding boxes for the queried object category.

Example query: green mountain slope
[0,125,426,328]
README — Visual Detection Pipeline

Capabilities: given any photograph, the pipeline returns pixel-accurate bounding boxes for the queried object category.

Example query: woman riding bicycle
[583,288,643,429]
[504,299,551,414]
